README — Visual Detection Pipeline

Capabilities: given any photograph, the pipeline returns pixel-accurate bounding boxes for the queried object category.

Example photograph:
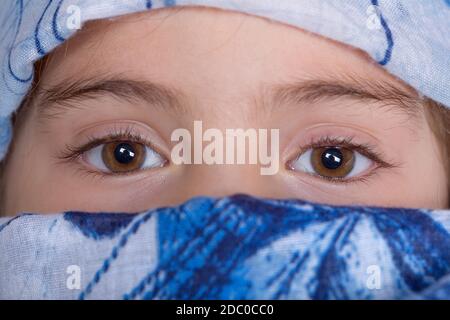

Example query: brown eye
[290,146,373,180]
[102,142,145,172]
[84,141,166,174]
[311,147,355,178]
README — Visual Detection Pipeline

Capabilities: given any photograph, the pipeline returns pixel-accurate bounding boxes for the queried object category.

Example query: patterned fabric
[0,0,450,159]
[1,195,450,300]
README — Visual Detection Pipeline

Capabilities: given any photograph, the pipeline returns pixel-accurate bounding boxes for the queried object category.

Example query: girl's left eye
[289,146,373,180]
[84,141,166,174]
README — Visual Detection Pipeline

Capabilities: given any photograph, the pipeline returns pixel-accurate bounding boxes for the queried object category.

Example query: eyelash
[57,126,162,177]
[294,135,396,185]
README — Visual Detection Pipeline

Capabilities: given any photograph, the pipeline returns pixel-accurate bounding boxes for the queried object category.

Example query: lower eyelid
[289,167,379,186]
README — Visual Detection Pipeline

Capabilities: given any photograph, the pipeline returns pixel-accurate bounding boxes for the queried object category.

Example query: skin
[1,7,448,215]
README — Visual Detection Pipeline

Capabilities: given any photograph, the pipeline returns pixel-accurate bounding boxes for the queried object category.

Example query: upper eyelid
[82,133,150,151]
[294,136,394,169]
[58,130,166,163]
[301,136,372,155]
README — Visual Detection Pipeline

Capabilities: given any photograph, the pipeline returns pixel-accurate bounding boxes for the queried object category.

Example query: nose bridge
[165,117,281,202]
[181,164,267,199]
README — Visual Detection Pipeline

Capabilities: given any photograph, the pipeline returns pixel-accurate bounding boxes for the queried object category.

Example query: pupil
[114,143,136,164]
[321,148,343,170]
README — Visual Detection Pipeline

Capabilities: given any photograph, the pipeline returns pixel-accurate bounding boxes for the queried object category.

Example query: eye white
[84,144,165,172]
[290,148,373,178]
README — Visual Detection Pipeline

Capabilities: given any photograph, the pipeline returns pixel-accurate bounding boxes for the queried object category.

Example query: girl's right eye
[290,146,373,180]
[84,141,166,174]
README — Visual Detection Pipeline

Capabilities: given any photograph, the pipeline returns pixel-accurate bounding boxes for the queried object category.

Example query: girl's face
[1,7,448,215]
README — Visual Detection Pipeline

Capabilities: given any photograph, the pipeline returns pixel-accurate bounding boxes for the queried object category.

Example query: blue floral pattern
[1,195,449,299]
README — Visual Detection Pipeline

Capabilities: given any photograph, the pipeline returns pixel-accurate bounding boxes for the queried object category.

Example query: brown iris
[311,147,355,178]
[101,141,146,173]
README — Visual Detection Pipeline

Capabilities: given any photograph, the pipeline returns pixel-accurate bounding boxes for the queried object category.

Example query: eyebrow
[36,77,186,118]
[36,74,423,123]
[268,76,422,120]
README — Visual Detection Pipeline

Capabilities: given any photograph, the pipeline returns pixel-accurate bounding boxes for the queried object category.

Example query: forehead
[41,7,412,101]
